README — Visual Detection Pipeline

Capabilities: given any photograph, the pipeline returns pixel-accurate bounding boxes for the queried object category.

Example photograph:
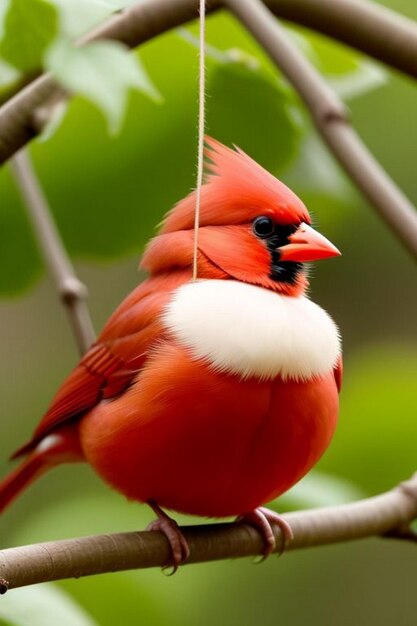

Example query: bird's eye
[253,216,274,238]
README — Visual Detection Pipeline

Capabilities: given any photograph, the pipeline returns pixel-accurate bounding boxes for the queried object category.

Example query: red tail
[0,429,84,514]
[0,454,51,514]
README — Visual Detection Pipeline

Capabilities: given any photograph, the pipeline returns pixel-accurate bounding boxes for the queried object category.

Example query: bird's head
[141,137,340,296]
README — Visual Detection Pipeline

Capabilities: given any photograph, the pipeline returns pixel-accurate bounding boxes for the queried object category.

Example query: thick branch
[0,474,416,592]
[53,0,417,80]
[10,151,95,354]
[1,0,417,165]
[224,0,417,260]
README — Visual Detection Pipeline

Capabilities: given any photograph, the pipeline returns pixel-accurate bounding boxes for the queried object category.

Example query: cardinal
[0,138,342,567]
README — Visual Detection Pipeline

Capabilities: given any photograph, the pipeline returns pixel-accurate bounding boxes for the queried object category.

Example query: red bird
[0,139,342,566]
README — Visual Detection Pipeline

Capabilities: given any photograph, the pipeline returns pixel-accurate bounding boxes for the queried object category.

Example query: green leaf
[0,584,99,626]
[50,0,137,38]
[179,25,301,170]
[207,57,301,172]
[177,28,261,68]
[0,11,402,296]
[1,10,302,295]
[327,60,386,101]
[288,27,360,75]
[288,27,387,99]
[46,39,160,134]
[0,0,58,72]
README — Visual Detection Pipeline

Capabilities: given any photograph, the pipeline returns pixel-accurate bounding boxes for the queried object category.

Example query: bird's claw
[147,503,190,573]
[238,506,293,560]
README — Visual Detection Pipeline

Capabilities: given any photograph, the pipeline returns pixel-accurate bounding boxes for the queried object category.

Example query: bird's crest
[161,137,309,233]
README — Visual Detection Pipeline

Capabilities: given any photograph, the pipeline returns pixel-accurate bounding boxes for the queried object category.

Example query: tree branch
[10,150,96,354]
[0,474,416,592]
[224,0,417,260]
[0,0,416,594]
[1,0,417,166]
[269,0,417,80]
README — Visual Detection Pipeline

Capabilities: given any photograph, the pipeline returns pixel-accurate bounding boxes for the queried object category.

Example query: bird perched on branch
[0,139,342,568]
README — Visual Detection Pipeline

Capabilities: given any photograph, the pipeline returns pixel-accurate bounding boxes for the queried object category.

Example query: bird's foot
[238,506,293,560]
[147,501,190,573]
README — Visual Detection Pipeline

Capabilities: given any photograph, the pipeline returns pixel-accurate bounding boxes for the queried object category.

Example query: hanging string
[192,0,206,281]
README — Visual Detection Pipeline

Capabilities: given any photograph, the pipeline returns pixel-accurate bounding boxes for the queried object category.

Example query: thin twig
[224,0,417,260]
[2,0,417,165]
[10,150,95,354]
[0,474,417,591]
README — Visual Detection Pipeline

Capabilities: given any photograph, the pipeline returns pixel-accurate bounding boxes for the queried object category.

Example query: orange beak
[278,222,341,262]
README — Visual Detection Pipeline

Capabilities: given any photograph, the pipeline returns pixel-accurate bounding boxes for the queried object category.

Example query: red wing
[13,273,187,458]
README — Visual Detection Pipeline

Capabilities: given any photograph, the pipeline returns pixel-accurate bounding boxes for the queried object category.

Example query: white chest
[162,280,341,381]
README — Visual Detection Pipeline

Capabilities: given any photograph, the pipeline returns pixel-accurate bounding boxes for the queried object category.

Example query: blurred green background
[0,1,416,625]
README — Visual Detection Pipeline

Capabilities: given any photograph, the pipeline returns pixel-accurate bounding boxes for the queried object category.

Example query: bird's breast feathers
[162,279,341,382]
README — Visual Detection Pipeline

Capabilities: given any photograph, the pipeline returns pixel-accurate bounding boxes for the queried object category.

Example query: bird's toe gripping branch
[146,501,190,572]
[238,506,294,559]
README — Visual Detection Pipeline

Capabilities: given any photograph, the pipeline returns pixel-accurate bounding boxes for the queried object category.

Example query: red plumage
[0,139,342,561]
